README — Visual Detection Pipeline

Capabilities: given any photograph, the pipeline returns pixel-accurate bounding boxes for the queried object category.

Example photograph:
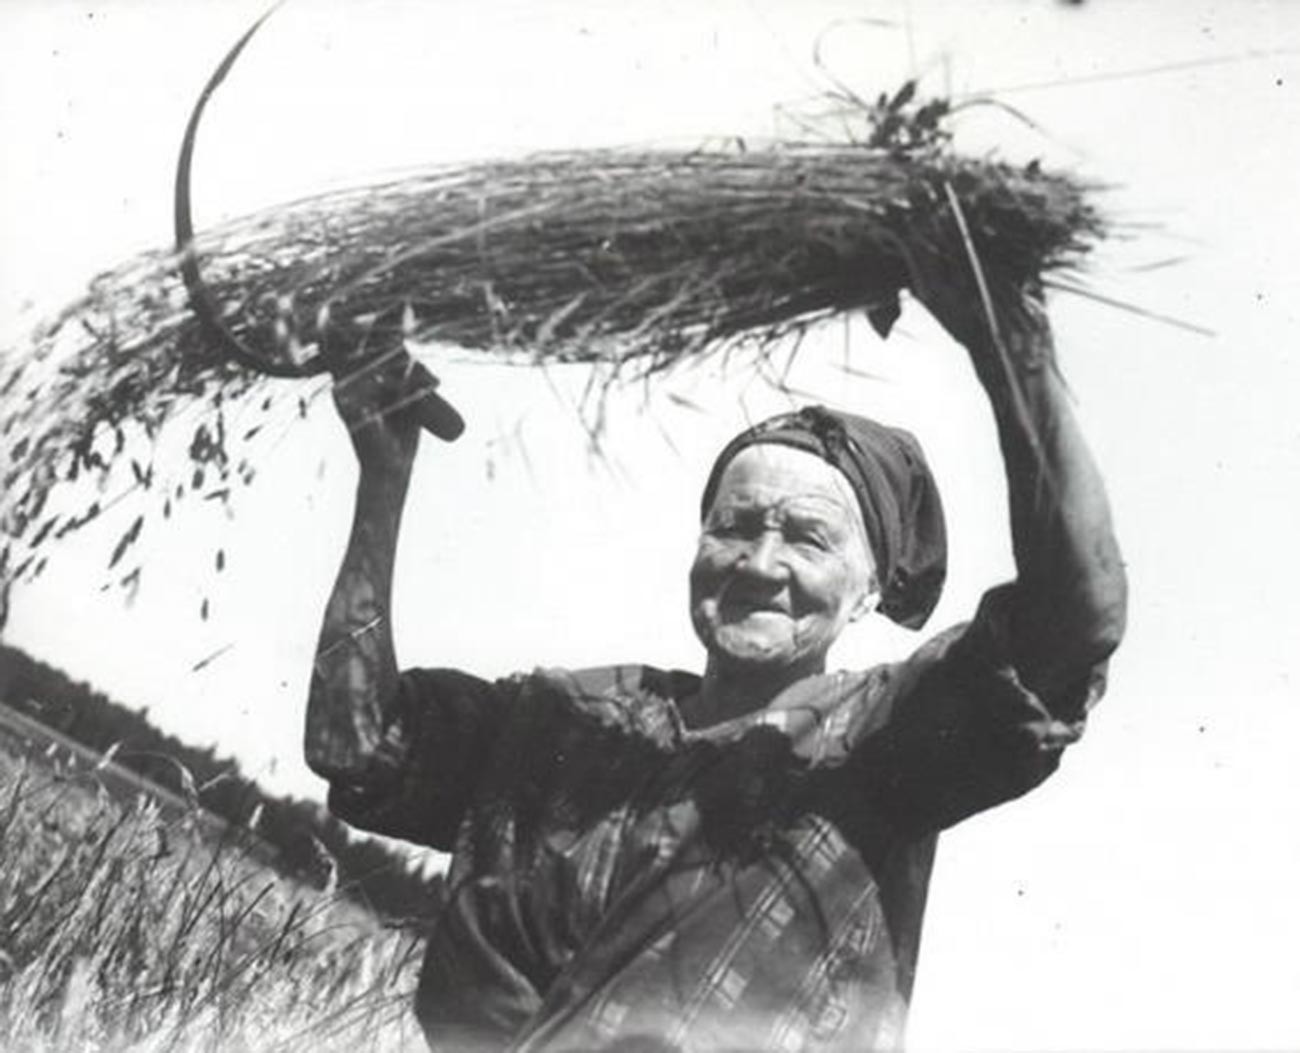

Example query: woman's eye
[708,527,749,547]
[708,513,757,539]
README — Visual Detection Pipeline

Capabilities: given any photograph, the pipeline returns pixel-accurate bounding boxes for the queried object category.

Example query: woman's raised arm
[833,275,1128,836]
[304,347,437,781]
[914,268,1128,705]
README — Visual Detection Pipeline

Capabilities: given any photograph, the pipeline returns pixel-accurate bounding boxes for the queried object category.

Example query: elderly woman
[304,270,1126,1051]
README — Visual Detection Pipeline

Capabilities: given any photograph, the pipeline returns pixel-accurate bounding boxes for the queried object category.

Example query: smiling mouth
[720,596,790,617]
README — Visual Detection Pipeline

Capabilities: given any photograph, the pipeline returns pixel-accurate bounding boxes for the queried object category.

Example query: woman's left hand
[901,239,1057,394]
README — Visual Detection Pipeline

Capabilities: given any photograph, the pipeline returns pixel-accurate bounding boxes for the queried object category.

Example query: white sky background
[2,0,1299,1049]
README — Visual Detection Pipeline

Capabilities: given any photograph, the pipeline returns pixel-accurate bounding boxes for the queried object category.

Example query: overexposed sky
[3,1,1300,1050]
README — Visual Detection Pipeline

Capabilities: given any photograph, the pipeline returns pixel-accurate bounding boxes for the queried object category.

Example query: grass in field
[0,744,428,1052]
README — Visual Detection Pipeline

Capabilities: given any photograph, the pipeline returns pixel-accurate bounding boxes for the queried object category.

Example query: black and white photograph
[1,1,1297,1050]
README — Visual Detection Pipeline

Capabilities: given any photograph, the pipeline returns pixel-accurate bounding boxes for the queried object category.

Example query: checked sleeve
[326,667,516,850]
[841,583,1111,837]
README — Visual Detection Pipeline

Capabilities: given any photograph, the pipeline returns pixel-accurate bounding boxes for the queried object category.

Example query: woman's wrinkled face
[690,445,878,679]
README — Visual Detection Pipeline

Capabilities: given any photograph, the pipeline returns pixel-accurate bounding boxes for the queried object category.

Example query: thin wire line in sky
[969,45,1300,96]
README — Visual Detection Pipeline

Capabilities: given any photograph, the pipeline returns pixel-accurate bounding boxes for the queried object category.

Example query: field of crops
[0,737,429,1052]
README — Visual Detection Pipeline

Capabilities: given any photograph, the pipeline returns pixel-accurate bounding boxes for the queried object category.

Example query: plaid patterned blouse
[329,586,1105,1051]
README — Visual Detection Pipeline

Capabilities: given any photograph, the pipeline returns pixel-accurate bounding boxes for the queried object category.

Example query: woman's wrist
[351,426,419,479]
[961,307,1057,404]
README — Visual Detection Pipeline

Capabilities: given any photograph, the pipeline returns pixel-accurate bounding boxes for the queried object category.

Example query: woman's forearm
[305,461,412,780]
[975,320,1128,699]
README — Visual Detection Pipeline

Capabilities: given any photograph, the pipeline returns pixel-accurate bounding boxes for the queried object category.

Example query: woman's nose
[737,530,787,579]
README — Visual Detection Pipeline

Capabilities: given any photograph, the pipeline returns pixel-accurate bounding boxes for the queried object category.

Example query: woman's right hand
[331,344,444,472]
[327,302,464,471]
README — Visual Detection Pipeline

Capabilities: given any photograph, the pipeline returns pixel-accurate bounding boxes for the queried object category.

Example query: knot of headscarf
[700,406,947,630]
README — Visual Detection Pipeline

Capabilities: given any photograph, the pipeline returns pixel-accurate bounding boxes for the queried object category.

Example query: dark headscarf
[700,406,947,630]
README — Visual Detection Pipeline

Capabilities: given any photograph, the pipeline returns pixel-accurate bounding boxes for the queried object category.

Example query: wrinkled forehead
[708,444,867,532]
